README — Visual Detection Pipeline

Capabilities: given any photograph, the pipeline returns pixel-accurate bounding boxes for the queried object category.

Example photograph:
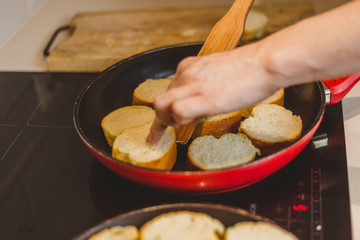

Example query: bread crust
[192,110,242,139]
[132,78,171,108]
[241,88,284,118]
[112,140,176,170]
[101,105,155,147]
[112,127,177,170]
[239,126,302,155]
[102,127,116,147]
[132,93,154,107]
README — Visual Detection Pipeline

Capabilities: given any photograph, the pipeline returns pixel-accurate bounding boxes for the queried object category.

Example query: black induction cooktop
[0,72,352,240]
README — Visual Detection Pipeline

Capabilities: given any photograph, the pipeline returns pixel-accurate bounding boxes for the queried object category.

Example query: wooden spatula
[175,0,255,143]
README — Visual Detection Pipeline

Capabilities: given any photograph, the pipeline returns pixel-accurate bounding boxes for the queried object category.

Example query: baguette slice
[225,221,298,240]
[241,88,284,118]
[192,110,242,138]
[188,133,260,170]
[239,103,302,154]
[242,10,269,41]
[133,78,171,107]
[112,123,176,170]
[139,211,225,240]
[89,225,138,240]
[101,105,156,147]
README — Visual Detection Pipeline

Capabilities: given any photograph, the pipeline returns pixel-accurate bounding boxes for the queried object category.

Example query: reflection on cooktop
[0,72,94,127]
[27,75,92,127]
[0,127,98,240]
[0,126,22,160]
[0,74,39,125]
[0,72,98,239]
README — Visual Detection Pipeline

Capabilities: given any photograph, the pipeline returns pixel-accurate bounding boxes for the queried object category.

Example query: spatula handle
[198,0,255,56]
[175,0,255,143]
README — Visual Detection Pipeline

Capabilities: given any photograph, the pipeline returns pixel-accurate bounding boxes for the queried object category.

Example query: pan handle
[322,72,360,105]
[43,25,73,57]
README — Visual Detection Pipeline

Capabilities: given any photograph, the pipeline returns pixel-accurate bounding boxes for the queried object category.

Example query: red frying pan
[73,43,360,195]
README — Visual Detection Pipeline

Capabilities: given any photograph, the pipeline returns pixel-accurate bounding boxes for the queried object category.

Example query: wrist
[252,20,319,89]
[244,40,292,91]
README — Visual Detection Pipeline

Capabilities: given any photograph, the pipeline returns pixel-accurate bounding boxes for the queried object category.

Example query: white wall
[0,0,47,48]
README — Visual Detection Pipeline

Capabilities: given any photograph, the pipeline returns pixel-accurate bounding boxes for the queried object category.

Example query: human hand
[146,0,360,144]
[147,44,282,144]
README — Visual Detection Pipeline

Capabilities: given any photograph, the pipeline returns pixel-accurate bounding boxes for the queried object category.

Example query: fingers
[146,56,214,144]
[171,95,212,125]
[153,85,198,116]
[147,118,168,145]
[147,86,193,144]
[147,94,212,144]
[147,87,213,144]
[167,57,198,89]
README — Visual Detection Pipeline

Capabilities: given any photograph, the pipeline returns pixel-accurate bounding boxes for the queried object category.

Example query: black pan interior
[74,43,325,171]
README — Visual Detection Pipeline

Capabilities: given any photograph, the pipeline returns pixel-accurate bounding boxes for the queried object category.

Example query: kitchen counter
[0,0,358,239]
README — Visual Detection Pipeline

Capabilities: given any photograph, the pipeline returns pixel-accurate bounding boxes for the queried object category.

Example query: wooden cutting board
[46,3,314,72]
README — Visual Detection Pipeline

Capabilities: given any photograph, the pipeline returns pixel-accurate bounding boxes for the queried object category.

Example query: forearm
[147,1,360,143]
[253,0,360,89]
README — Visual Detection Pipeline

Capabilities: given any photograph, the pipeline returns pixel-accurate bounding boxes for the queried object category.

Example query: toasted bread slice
[101,105,156,147]
[241,88,284,118]
[242,10,269,41]
[139,211,225,240]
[112,123,176,170]
[133,78,171,107]
[188,133,260,170]
[239,103,302,154]
[225,221,298,240]
[89,225,138,240]
[192,110,242,139]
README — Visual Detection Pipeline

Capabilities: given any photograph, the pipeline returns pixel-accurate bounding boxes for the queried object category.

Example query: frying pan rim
[73,43,327,175]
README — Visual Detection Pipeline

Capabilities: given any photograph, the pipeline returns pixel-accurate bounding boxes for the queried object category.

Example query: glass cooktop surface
[0,72,351,240]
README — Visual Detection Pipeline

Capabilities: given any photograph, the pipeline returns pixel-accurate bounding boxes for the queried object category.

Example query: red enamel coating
[323,72,360,105]
[82,115,323,195]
